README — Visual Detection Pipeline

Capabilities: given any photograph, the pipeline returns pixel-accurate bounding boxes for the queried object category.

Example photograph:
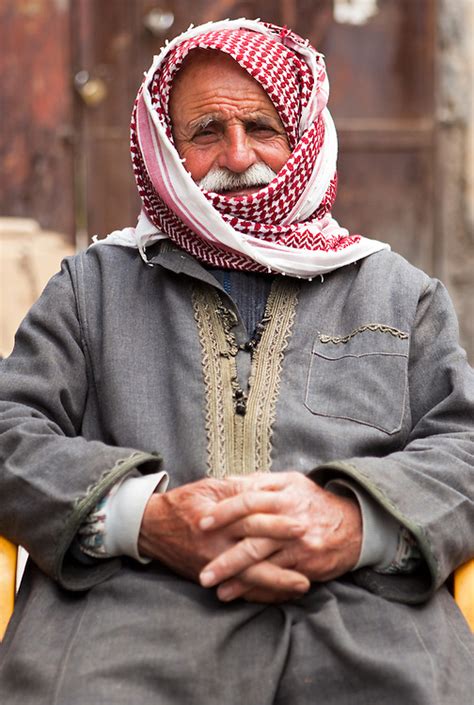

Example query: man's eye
[192,128,219,144]
[248,124,277,136]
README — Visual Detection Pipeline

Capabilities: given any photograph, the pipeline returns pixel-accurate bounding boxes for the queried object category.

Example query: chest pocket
[304,324,409,435]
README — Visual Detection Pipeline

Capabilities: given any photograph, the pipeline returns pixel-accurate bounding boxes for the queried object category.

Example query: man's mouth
[219,185,263,198]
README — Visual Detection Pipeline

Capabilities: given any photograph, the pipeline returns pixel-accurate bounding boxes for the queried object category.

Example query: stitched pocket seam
[305,343,408,435]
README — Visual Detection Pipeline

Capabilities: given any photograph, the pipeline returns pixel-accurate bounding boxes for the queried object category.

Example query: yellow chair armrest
[454,559,474,631]
[0,537,17,640]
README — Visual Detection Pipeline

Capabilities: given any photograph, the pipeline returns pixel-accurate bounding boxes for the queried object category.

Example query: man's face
[169,51,291,197]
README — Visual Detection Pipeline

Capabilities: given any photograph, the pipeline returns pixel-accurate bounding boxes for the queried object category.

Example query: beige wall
[0,218,74,358]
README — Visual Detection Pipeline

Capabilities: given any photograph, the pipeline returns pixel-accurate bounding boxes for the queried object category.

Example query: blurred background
[1,0,473,360]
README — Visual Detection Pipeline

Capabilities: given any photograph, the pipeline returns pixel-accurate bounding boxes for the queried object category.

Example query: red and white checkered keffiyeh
[96,19,388,277]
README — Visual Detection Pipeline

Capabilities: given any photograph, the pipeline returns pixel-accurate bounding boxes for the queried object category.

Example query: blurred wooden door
[0,0,439,271]
[0,0,75,237]
[73,0,437,273]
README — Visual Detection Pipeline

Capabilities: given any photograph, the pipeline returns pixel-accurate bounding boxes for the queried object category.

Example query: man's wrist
[105,472,169,562]
[138,492,168,559]
[325,478,400,570]
[77,471,169,563]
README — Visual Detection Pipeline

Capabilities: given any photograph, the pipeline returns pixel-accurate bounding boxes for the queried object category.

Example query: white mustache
[198,163,277,192]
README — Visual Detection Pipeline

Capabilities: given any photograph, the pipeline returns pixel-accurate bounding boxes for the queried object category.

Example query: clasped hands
[139,472,362,604]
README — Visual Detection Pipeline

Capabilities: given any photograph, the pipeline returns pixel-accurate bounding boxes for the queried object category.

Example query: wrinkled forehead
[150,28,314,149]
[169,50,284,125]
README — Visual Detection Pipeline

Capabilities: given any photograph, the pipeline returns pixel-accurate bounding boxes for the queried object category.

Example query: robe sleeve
[0,258,162,590]
[311,278,474,603]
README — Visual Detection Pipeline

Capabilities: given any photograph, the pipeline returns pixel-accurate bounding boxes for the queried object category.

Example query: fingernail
[200,570,216,587]
[290,523,305,535]
[295,581,309,593]
[217,586,235,602]
[199,516,215,530]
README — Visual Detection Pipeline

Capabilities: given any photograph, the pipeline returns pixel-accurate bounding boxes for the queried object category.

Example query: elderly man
[0,19,472,705]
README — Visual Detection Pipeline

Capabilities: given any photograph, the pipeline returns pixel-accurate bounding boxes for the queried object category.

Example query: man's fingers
[228,473,293,491]
[228,513,305,540]
[200,536,280,587]
[198,490,285,531]
[216,562,310,602]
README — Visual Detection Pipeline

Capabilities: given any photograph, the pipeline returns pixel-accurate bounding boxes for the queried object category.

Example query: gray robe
[0,243,473,704]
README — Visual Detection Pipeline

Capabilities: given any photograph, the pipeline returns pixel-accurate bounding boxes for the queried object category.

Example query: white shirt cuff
[103,471,169,563]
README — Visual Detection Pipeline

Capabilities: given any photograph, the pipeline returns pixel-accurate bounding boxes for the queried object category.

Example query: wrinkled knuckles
[241,515,258,534]
[242,536,267,562]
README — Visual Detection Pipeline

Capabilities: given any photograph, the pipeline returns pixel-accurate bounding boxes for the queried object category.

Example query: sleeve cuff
[103,471,169,563]
[325,478,400,570]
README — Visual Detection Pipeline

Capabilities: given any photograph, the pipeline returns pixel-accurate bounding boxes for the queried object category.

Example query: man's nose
[217,125,257,173]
